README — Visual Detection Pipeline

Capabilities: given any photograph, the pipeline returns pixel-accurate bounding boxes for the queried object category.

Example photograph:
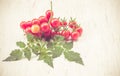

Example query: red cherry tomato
[71,31,79,41]
[25,27,32,33]
[40,23,50,32]
[45,10,54,20]
[50,18,60,28]
[39,16,48,25]
[63,21,67,26]
[62,30,71,39]
[69,21,77,29]
[44,30,52,37]
[51,31,56,36]
[76,27,83,36]
[69,21,76,26]
[32,19,40,25]
[60,21,67,26]
[56,32,61,35]
[59,22,63,26]
[26,21,32,27]
[33,32,41,38]
[20,21,27,29]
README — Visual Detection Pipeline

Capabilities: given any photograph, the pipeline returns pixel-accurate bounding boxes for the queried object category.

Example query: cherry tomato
[32,19,40,25]
[69,21,77,29]
[26,21,32,27]
[56,32,61,35]
[51,31,56,36]
[31,24,40,33]
[62,30,71,39]
[20,21,27,29]
[25,27,32,33]
[40,23,50,32]
[50,18,60,28]
[44,30,52,37]
[33,32,41,38]
[39,16,48,25]
[71,31,79,41]
[76,27,83,36]
[59,22,63,26]
[63,21,67,26]
[45,10,54,20]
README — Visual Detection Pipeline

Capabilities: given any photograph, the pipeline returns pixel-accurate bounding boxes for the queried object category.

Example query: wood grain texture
[0,0,120,76]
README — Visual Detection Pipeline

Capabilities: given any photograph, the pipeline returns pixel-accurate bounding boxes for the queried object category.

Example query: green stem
[48,1,53,24]
[50,1,53,11]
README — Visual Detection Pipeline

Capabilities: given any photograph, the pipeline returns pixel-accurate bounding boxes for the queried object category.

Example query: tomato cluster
[20,10,83,41]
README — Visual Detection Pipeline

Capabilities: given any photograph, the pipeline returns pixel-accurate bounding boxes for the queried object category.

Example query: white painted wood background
[0,0,120,76]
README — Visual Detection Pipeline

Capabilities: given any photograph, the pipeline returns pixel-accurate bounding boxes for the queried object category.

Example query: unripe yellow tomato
[31,24,40,33]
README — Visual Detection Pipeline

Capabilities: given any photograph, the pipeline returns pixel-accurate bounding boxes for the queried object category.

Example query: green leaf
[3,49,22,61]
[10,49,23,60]
[23,48,31,60]
[63,41,73,50]
[16,41,26,48]
[47,41,54,49]
[44,55,53,68]
[31,45,40,55]
[54,35,64,41]
[26,33,34,42]
[58,41,65,45]
[3,56,17,61]
[52,46,63,58]
[64,51,84,65]
[38,54,45,60]
[4,49,23,61]
[32,48,39,55]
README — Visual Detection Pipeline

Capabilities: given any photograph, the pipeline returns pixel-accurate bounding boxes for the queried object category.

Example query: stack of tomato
[20,10,83,41]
